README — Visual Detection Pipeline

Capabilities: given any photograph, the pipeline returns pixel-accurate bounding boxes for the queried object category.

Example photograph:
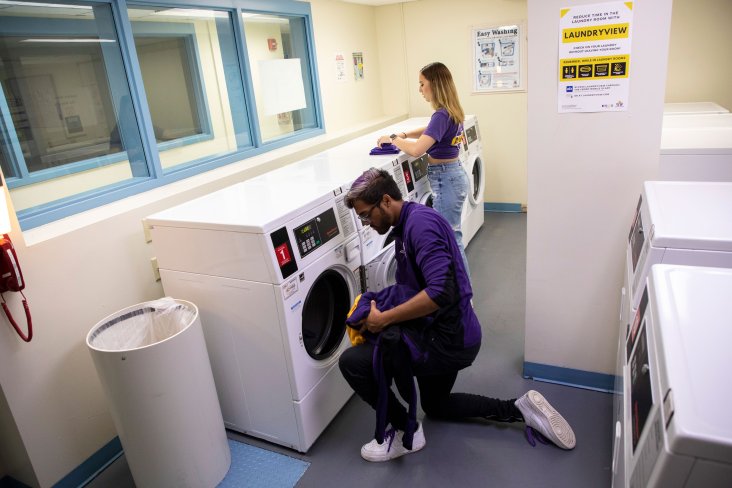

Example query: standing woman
[378,62,470,273]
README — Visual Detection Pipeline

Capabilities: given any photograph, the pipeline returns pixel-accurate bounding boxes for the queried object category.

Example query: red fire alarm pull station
[268,38,277,51]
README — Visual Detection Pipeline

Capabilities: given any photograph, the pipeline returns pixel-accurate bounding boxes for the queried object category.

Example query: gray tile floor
[87,212,613,487]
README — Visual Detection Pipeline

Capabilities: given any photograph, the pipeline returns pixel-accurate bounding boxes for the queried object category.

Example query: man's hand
[360,300,389,334]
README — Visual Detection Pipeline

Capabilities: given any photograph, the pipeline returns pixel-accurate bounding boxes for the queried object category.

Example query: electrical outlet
[150,257,160,282]
[142,219,152,243]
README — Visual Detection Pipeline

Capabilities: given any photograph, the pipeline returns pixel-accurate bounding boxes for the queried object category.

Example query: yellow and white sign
[558,2,633,113]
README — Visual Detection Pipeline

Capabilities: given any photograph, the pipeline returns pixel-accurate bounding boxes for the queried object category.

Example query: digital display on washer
[410,155,428,182]
[400,160,415,193]
[293,207,339,258]
[466,125,478,145]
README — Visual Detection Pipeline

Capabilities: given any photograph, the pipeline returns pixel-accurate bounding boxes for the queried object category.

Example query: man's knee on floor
[421,399,451,419]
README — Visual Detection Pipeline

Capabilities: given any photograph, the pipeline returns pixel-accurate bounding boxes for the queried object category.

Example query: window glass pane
[127,6,251,171]
[242,13,317,143]
[0,1,148,213]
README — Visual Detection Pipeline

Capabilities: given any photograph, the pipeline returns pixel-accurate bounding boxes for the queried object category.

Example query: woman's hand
[377,135,393,146]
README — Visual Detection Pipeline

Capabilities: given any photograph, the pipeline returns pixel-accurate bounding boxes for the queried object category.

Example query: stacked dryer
[145,175,361,453]
[612,181,732,487]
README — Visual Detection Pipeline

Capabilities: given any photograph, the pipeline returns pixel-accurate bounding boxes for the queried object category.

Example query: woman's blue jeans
[427,161,470,275]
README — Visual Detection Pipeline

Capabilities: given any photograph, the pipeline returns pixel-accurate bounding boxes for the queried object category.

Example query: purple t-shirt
[423,108,464,160]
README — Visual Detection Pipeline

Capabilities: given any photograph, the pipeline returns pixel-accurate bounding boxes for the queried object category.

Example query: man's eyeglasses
[357,201,381,224]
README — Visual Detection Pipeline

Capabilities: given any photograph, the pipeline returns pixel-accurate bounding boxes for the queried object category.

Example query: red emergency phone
[0,234,32,342]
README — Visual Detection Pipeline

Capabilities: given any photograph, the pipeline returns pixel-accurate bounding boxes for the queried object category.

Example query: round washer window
[471,158,482,201]
[301,269,349,360]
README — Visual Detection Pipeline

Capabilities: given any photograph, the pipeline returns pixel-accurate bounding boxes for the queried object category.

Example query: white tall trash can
[86,298,230,488]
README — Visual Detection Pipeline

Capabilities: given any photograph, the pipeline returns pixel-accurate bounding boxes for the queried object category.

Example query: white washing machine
[145,178,360,452]
[612,264,732,488]
[461,115,486,247]
[623,181,732,315]
[614,181,732,478]
[660,113,732,182]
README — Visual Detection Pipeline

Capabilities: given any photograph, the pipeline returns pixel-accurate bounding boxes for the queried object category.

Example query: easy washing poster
[558,2,634,113]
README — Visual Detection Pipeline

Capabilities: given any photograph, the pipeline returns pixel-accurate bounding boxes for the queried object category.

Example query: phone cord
[1,290,32,342]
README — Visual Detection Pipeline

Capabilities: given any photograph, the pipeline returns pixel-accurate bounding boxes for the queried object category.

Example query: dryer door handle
[345,240,361,264]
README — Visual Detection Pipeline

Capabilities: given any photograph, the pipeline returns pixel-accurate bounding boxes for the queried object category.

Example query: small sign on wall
[267,38,277,52]
[353,52,364,81]
[335,53,347,82]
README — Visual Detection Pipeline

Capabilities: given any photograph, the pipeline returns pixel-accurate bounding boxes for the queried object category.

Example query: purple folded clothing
[369,143,399,155]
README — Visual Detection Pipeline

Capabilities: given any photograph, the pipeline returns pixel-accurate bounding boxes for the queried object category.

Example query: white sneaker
[514,390,576,450]
[360,422,426,462]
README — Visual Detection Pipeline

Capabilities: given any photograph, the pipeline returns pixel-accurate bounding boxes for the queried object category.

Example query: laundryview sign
[558,2,634,113]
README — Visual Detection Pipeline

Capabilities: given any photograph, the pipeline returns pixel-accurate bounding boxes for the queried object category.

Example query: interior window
[0,1,320,231]
[242,12,317,143]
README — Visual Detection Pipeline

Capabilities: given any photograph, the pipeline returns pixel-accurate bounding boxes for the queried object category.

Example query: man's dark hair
[345,167,403,208]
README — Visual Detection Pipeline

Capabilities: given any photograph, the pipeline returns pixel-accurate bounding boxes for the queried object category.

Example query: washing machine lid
[146,179,339,234]
[649,265,732,463]
[643,181,732,251]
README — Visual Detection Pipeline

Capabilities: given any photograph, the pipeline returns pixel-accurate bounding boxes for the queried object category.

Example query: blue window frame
[0,0,323,230]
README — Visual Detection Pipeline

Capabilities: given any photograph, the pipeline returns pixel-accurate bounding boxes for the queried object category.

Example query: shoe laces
[524,426,550,447]
[383,427,397,451]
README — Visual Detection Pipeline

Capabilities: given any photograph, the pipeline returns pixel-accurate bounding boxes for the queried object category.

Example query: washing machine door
[364,242,398,292]
[418,189,434,208]
[301,268,350,360]
[467,154,484,207]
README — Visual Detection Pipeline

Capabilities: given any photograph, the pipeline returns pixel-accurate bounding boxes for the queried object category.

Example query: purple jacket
[392,201,481,363]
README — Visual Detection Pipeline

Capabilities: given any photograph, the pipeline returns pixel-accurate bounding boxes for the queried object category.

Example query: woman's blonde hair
[420,62,465,124]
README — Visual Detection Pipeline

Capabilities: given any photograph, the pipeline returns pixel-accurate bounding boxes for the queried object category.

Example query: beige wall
[525,0,673,376]
[310,0,396,130]
[665,0,732,111]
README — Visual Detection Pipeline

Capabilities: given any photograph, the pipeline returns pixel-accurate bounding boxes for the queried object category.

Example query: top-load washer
[461,114,486,247]
[660,113,732,182]
[144,176,360,452]
[612,264,732,488]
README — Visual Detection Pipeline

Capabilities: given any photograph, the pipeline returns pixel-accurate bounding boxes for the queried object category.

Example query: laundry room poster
[558,1,634,113]
[472,24,523,93]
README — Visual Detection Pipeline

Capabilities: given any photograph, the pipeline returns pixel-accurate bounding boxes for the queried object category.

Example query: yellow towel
[346,294,365,346]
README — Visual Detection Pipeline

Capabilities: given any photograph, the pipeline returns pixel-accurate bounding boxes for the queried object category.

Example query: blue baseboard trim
[53,437,123,488]
[523,361,618,393]
[484,202,523,213]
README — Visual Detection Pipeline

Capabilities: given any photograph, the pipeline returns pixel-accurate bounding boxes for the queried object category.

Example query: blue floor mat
[218,439,309,488]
